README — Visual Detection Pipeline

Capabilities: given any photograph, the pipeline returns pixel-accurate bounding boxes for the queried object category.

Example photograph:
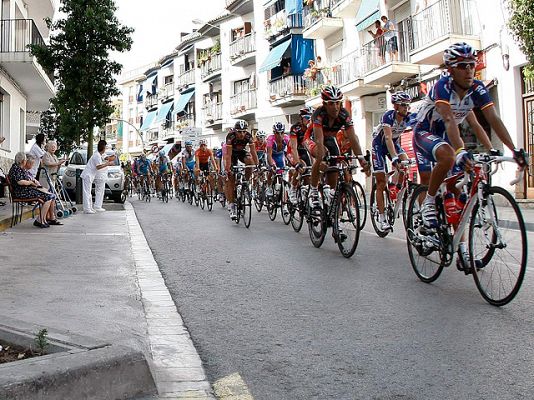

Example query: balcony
[200,53,222,82]
[336,49,383,97]
[409,0,480,65]
[330,0,362,18]
[302,0,343,40]
[229,33,256,67]
[225,0,254,15]
[230,89,257,119]
[202,102,223,128]
[269,74,306,107]
[0,19,54,111]
[177,69,195,90]
[264,9,303,43]
[304,64,343,107]
[145,93,158,109]
[362,19,420,85]
[159,82,175,100]
[176,113,195,131]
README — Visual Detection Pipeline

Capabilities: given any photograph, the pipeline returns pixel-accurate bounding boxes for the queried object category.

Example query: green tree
[31,0,133,158]
[507,0,534,77]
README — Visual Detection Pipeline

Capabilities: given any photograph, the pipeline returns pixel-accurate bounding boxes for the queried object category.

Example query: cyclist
[287,106,314,203]
[413,42,527,268]
[181,140,196,188]
[135,153,152,194]
[224,120,259,220]
[156,149,172,196]
[309,85,369,210]
[195,139,219,195]
[254,130,268,167]
[266,122,290,197]
[372,91,415,231]
[214,143,226,202]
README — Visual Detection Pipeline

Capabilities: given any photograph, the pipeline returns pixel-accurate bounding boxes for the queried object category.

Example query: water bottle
[444,191,459,224]
[388,181,397,201]
[323,184,331,206]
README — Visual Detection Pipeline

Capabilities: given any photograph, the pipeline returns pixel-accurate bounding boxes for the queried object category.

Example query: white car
[63,150,125,203]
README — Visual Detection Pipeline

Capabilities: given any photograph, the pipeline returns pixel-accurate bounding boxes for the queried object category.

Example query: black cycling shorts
[199,162,210,172]
[231,150,249,166]
[298,147,312,167]
[324,136,340,166]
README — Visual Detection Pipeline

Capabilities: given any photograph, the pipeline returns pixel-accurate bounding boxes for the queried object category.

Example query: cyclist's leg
[372,140,388,215]
[324,136,340,189]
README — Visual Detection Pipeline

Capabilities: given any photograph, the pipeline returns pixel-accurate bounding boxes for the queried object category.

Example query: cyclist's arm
[346,126,363,156]
[249,143,259,165]
[481,105,515,152]
[435,102,464,151]
[465,111,492,150]
[383,126,398,159]
[267,145,275,167]
[290,136,300,165]
[224,145,232,172]
[194,154,200,171]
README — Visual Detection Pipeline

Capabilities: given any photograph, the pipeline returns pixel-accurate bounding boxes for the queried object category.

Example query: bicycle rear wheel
[308,193,327,248]
[470,186,527,306]
[254,181,264,212]
[405,185,444,283]
[242,184,252,228]
[207,185,213,212]
[290,186,304,232]
[267,184,277,221]
[334,184,361,258]
[281,181,291,225]
[352,181,367,230]
[370,182,391,238]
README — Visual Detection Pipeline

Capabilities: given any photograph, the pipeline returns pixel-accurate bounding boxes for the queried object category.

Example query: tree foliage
[507,0,534,77]
[31,0,133,157]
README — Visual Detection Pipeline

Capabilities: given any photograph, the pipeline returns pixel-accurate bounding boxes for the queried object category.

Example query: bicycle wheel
[352,181,367,230]
[267,184,277,221]
[207,185,213,212]
[405,185,444,283]
[235,190,242,224]
[242,184,252,228]
[281,181,291,225]
[290,186,304,233]
[308,194,327,248]
[199,190,205,209]
[334,184,361,258]
[369,183,391,238]
[470,186,527,306]
[254,181,264,212]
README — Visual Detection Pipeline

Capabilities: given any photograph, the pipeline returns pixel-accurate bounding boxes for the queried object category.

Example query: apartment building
[118,0,532,198]
[0,0,56,172]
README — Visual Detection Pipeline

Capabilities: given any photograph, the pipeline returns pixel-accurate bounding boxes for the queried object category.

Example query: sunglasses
[452,62,476,70]
[397,103,410,107]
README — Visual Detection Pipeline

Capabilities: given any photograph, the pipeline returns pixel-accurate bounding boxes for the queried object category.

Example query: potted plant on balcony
[211,39,221,55]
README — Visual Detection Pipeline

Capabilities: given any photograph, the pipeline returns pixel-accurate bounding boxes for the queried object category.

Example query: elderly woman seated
[8,152,61,228]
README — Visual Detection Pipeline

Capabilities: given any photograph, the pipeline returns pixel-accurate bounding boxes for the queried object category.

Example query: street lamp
[109,118,146,150]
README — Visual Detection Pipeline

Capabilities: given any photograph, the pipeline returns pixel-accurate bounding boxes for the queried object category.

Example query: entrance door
[521,67,534,199]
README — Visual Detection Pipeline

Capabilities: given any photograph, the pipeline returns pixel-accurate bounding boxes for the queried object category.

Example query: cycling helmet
[273,122,285,133]
[199,139,208,146]
[443,42,476,66]
[159,150,165,156]
[185,140,193,146]
[391,91,412,104]
[140,153,146,160]
[234,120,248,131]
[256,130,267,139]
[321,85,343,102]
[299,106,314,116]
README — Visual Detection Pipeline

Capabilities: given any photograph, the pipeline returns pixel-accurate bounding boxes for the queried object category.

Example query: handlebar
[470,153,526,186]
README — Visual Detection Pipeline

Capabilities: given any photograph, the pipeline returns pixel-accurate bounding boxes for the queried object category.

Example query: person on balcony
[368,20,385,64]
[381,15,399,62]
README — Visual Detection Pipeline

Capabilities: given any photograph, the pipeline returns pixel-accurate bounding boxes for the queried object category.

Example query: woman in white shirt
[81,140,114,214]
[28,133,46,179]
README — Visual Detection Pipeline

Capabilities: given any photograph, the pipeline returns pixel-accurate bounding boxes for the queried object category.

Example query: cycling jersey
[254,139,267,153]
[182,148,195,171]
[290,122,307,147]
[373,110,415,145]
[136,159,151,175]
[267,134,289,169]
[158,156,170,174]
[312,106,353,138]
[226,131,253,151]
[195,148,212,164]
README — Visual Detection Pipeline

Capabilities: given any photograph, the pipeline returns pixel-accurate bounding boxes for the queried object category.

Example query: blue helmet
[443,42,476,66]
[185,140,193,146]
[159,150,165,156]
[273,122,285,133]
[391,91,412,104]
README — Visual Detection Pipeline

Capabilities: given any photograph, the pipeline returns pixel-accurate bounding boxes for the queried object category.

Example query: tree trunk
[87,125,94,159]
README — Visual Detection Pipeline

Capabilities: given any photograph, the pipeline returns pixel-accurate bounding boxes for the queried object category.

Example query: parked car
[63,149,125,203]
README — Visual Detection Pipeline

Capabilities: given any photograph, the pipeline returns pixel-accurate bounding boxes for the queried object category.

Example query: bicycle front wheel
[370,183,391,238]
[334,184,361,258]
[242,184,252,228]
[352,181,367,230]
[290,186,304,233]
[207,185,213,212]
[470,186,527,306]
[281,181,291,225]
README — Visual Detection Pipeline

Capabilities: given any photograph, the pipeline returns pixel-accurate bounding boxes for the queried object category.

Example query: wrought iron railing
[177,69,195,88]
[229,32,256,61]
[200,53,222,80]
[176,113,195,129]
[269,74,306,100]
[230,89,257,115]
[410,0,478,52]
[145,93,158,109]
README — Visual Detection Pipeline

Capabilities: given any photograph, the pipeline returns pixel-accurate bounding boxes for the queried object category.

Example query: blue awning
[174,89,195,116]
[156,101,174,123]
[259,39,291,73]
[140,110,157,131]
[355,0,380,31]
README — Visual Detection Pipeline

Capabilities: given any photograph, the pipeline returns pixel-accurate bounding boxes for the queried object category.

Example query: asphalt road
[132,196,534,400]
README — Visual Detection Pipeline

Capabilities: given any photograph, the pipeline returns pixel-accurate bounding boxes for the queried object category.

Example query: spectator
[28,133,46,180]
[306,60,319,81]
[81,140,114,214]
[282,59,291,76]
[9,152,59,228]
[40,140,66,190]
[381,15,399,61]
[368,20,385,64]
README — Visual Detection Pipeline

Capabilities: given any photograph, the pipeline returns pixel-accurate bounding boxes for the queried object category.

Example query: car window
[70,152,87,165]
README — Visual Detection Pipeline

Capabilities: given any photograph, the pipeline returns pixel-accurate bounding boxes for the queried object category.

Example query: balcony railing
[229,32,256,61]
[0,19,54,82]
[303,0,332,30]
[230,89,257,115]
[410,0,477,52]
[176,113,195,129]
[145,93,158,109]
[304,64,343,97]
[159,82,175,99]
[200,53,222,80]
[177,69,195,88]
[361,18,412,74]
[269,74,306,100]
[203,102,223,124]
[264,9,303,40]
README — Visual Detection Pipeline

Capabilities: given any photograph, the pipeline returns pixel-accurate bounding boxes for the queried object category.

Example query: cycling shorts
[372,138,405,173]
[231,150,249,166]
[199,162,210,172]
[413,129,462,174]
[272,153,285,170]
[324,136,340,166]
[186,160,195,171]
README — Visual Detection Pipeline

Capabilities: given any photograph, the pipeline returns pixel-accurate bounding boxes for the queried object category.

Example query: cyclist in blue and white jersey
[372,91,415,231]
[414,43,527,266]
[181,140,196,187]
[266,122,290,197]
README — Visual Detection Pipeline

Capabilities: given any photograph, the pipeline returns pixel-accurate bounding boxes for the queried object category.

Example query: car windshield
[68,150,120,166]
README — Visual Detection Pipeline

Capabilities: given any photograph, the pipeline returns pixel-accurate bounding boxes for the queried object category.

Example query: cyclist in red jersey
[287,106,314,203]
[195,139,218,193]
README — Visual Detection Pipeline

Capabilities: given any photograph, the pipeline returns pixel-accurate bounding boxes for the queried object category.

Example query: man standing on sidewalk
[81,140,114,214]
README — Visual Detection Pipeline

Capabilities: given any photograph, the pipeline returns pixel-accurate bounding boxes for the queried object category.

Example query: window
[164,75,173,85]
[233,78,250,95]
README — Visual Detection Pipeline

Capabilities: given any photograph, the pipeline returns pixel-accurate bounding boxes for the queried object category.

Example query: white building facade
[0,0,57,172]
[118,0,533,199]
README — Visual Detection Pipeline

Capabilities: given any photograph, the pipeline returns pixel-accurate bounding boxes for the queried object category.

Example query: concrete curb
[0,317,157,400]
[0,208,33,232]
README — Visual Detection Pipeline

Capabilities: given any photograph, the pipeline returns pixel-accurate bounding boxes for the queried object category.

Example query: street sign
[181,127,202,146]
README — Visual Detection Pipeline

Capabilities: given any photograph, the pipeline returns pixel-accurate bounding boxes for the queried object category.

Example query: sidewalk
[0,202,214,399]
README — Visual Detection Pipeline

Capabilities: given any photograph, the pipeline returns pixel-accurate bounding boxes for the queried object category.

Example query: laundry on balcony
[259,39,291,73]
[173,88,195,116]
[155,101,174,124]
[355,0,380,31]
[140,109,158,131]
